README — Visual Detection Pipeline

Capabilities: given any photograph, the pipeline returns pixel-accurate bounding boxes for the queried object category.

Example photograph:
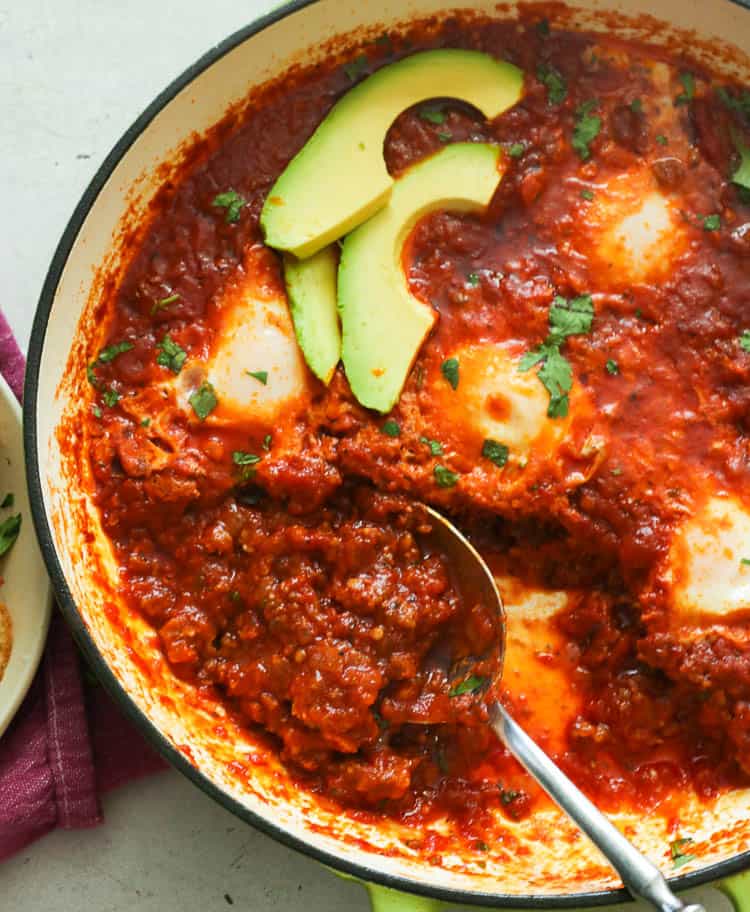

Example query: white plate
[0,372,51,736]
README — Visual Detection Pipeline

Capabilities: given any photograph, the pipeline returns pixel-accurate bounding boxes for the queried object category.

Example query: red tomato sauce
[82,10,750,837]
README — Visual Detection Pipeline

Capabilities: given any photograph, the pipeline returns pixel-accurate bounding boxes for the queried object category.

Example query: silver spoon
[419,504,705,912]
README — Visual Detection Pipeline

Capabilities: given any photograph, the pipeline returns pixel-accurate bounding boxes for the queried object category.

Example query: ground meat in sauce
[81,11,750,831]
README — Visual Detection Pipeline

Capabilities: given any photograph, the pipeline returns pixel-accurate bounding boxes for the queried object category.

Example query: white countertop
[0,2,738,909]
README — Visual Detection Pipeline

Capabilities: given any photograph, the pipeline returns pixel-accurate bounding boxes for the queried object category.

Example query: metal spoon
[419,504,705,912]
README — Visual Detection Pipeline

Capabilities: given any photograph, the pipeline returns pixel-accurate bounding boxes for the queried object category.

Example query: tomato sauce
[82,10,750,837]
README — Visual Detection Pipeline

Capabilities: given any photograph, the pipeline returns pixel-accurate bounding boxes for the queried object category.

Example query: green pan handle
[365,883,444,912]
[718,871,750,912]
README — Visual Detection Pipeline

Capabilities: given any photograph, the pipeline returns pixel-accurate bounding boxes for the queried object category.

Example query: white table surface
[0,2,738,910]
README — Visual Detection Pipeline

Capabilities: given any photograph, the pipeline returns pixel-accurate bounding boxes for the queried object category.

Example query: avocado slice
[338,142,503,413]
[283,246,340,385]
[261,50,523,259]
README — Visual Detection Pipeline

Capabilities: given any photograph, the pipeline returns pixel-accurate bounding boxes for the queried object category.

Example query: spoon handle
[488,701,705,912]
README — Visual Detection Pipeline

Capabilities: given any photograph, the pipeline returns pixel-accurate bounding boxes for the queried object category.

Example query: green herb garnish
[434,465,459,488]
[0,494,13,509]
[718,86,750,117]
[0,514,21,557]
[245,370,268,385]
[420,436,444,456]
[741,558,750,567]
[730,129,750,191]
[580,189,595,201]
[675,72,695,106]
[419,107,446,125]
[656,134,669,146]
[381,419,400,437]
[441,357,460,390]
[537,64,567,105]
[740,330,750,352]
[703,214,722,231]
[500,789,521,805]
[262,434,272,451]
[189,382,218,421]
[482,439,509,468]
[151,293,180,315]
[212,189,245,224]
[437,130,452,143]
[156,334,187,374]
[572,100,601,160]
[103,388,119,408]
[508,142,526,158]
[519,294,594,418]
[449,675,487,697]
[467,273,480,287]
[141,417,151,427]
[670,838,696,869]
[92,405,102,419]
[97,341,133,363]
[606,359,619,375]
[630,98,643,113]
[343,54,368,81]
[233,452,261,467]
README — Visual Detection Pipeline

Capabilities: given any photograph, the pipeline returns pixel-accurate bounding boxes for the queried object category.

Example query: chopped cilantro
[703,214,722,231]
[437,130,452,143]
[730,128,750,191]
[500,789,521,805]
[156,334,187,374]
[718,86,750,117]
[580,188,595,201]
[97,341,133,363]
[434,465,459,488]
[670,837,696,869]
[656,134,669,146]
[572,100,601,160]
[475,840,490,853]
[92,405,102,419]
[519,294,594,418]
[606,359,619,375]
[630,98,643,113]
[343,53,368,81]
[212,189,245,224]
[467,273,480,287]
[189,382,218,421]
[675,72,696,106]
[262,434,272,451]
[482,439,509,468]
[151,293,180,315]
[419,107,446,125]
[86,363,99,388]
[740,330,750,352]
[141,417,151,427]
[611,466,623,476]
[441,357,460,390]
[103,388,119,408]
[245,369,268,385]
[508,142,526,158]
[381,419,400,437]
[232,452,261,466]
[0,513,21,557]
[420,436,444,456]
[449,675,487,697]
[537,64,567,105]
[1,494,13,509]
[741,558,750,567]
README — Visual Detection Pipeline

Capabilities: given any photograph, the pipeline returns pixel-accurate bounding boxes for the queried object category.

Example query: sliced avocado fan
[338,142,504,414]
[262,49,523,259]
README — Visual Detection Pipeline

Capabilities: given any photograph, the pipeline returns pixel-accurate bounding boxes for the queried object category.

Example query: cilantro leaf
[232,452,261,466]
[508,142,526,158]
[482,439,509,468]
[343,54,368,81]
[441,357,460,390]
[245,369,268,385]
[449,675,487,697]
[467,272,480,287]
[606,359,619,375]
[437,130,452,143]
[419,107,446,125]
[630,98,643,113]
[103,388,119,408]
[156,335,187,374]
[212,189,245,224]
[381,419,400,437]
[97,341,133,363]
[572,100,601,160]
[0,513,21,557]
[740,330,750,352]
[420,436,444,456]
[675,72,695,106]
[151,293,180,315]
[537,64,567,105]
[670,837,696,869]
[718,86,750,117]
[549,294,594,341]
[703,214,721,231]
[730,128,750,191]
[741,557,750,567]
[92,405,102,419]
[189,382,218,421]
[434,465,459,488]
[656,134,669,146]
[580,188,595,201]
[1,493,13,508]
[262,434,272,451]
